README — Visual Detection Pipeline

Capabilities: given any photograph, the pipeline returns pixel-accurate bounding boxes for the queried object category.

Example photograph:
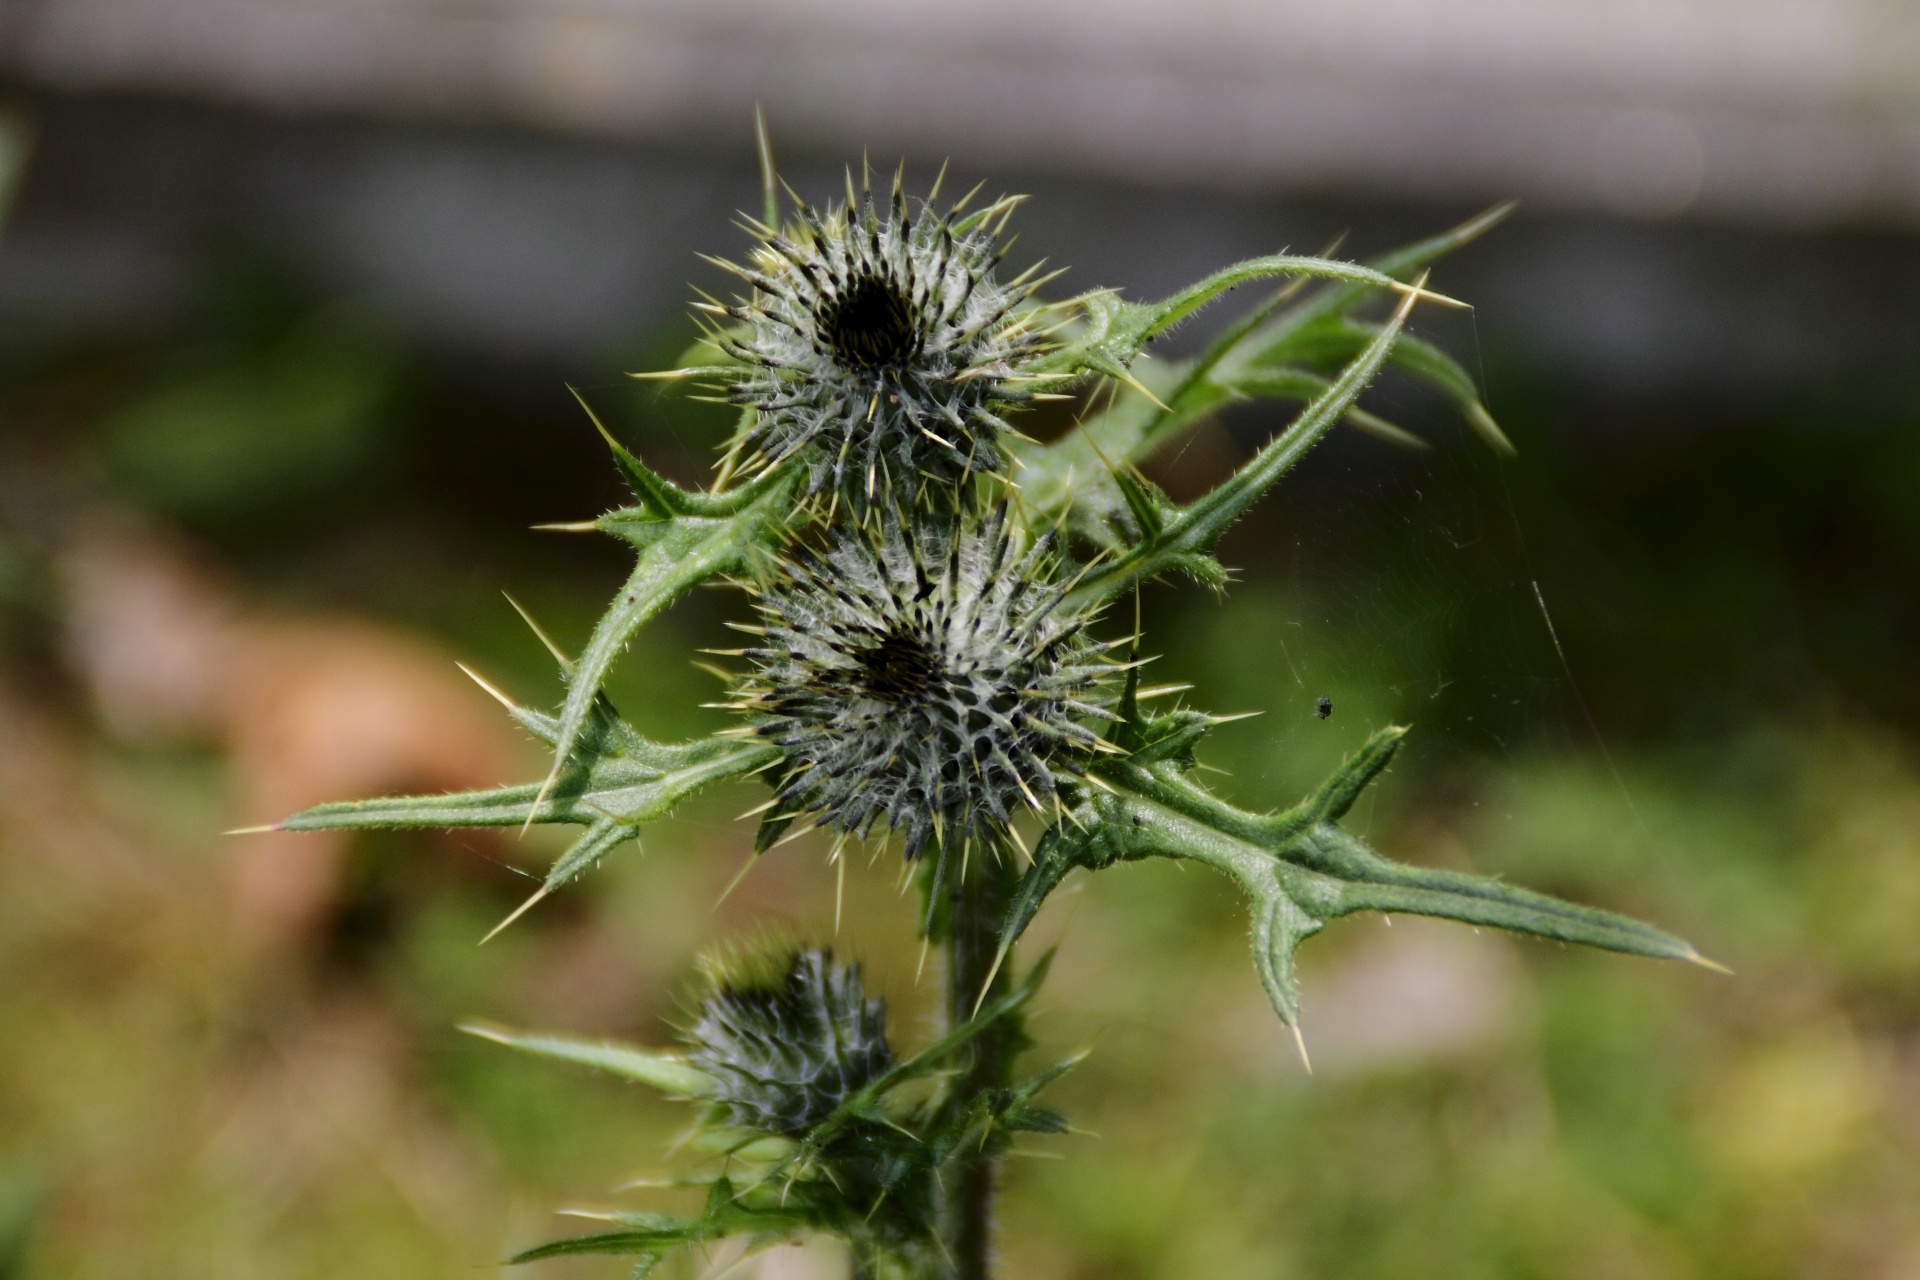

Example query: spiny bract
[716,176,1049,505]
[684,947,894,1135]
[733,509,1112,859]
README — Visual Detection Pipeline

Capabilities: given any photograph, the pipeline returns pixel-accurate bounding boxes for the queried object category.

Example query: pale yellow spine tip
[456,662,518,711]
[456,1018,513,1044]
[626,367,702,381]
[224,824,278,836]
[1386,275,1470,310]
[503,592,573,668]
[480,886,549,944]
[1389,270,1430,323]
[971,943,1012,1018]
[1290,1021,1313,1074]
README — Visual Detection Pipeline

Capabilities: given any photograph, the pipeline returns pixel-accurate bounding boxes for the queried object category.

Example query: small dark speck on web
[1315,696,1332,720]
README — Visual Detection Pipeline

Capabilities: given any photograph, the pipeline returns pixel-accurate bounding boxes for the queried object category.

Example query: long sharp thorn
[524,767,560,839]
[714,851,761,909]
[568,386,631,465]
[1005,822,1030,863]
[625,367,707,381]
[225,824,277,836]
[1112,364,1169,411]
[481,886,549,944]
[1135,682,1193,700]
[834,855,846,936]
[771,821,818,850]
[971,943,1012,1017]
[1391,271,1430,323]
[1290,1022,1313,1074]
[503,592,571,666]
[1385,277,1468,310]
[456,662,519,711]
[753,104,778,232]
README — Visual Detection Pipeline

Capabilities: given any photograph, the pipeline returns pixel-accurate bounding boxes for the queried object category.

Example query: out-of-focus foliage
[97,308,399,522]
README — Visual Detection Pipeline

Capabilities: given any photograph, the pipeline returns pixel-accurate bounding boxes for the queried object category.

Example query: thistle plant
[265,130,1717,1279]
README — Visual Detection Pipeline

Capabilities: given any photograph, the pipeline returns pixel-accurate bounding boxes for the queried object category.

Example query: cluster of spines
[695,169,1061,507]
[683,947,895,1135]
[721,509,1116,863]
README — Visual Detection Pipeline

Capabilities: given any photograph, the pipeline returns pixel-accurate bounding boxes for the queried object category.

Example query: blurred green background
[3,40,1920,1280]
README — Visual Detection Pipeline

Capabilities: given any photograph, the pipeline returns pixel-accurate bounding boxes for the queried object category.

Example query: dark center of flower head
[857,629,937,703]
[819,273,923,371]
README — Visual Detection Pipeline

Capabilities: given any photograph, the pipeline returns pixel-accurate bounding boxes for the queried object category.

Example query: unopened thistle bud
[684,947,893,1135]
[734,510,1111,859]
[719,178,1048,504]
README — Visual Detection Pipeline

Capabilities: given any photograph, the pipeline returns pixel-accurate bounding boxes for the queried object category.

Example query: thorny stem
[943,845,1020,1280]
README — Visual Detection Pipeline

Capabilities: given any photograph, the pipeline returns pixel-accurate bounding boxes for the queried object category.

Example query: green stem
[943,846,1019,1280]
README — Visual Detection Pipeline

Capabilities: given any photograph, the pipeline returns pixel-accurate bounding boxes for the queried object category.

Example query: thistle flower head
[684,947,893,1134]
[718,175,1048,505]
[735,510,1111,858]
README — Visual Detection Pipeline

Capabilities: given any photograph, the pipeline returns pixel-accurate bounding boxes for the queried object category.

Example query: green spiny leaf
[1249,888,1324,1027]
[1038,255,1446,380]
[1242,319,1511,455]
[278,734,771,835]
[1004,721,1714,1028]
[1109,464,1170,540]
[534,471,796,817]
[1263,201,1513,339]
[508,1177,828,1265]
[459,1021,716,1096]
[510,1231,668,1262]
[1226,367,1430,451]
[1064,292,1413,605]
[278,679,779,897]
[1011,204,1512,527]
[570,387,784,518]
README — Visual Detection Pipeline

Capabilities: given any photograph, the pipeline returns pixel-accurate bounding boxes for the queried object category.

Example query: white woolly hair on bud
[733,507,1113,860]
